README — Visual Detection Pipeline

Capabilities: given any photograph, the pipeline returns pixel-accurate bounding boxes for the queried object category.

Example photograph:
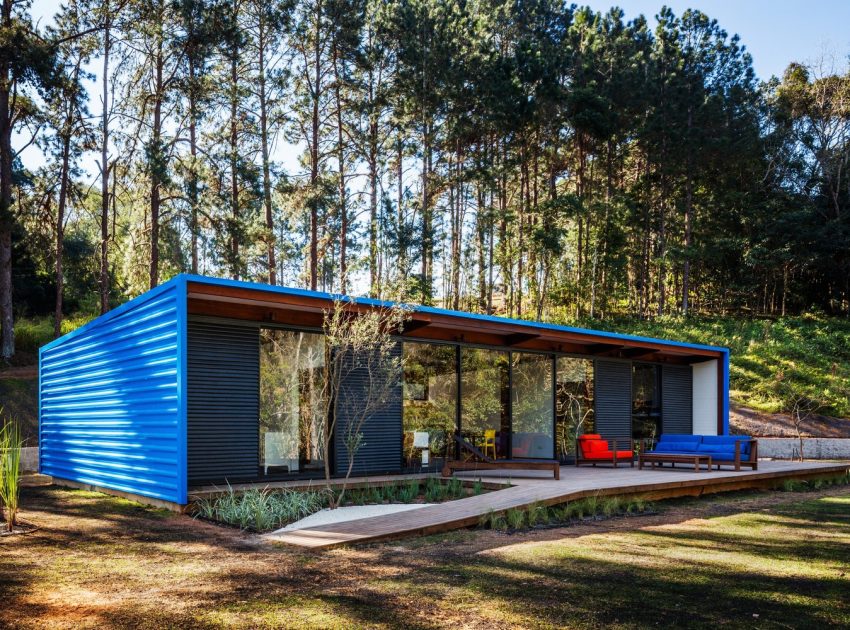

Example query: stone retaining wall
[21,447,39,472]
[758,438,850,460]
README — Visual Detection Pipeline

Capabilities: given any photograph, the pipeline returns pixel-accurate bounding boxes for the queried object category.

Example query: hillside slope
[567,314,850,420]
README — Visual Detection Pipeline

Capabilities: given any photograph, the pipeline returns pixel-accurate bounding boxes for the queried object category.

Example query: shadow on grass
[1,485,848,629]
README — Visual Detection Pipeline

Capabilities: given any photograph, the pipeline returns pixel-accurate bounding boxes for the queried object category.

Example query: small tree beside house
[317,300,410,507]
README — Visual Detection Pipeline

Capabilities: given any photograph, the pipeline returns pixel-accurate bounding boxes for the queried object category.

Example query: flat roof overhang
[185,277,725,365]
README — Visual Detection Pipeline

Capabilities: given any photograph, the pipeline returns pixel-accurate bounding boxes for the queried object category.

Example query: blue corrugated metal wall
[39,280,186,504]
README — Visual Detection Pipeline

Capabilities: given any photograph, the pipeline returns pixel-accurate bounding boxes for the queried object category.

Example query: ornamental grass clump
[0,416,24,533]
[397,479,419,503]
[194,486,328,532]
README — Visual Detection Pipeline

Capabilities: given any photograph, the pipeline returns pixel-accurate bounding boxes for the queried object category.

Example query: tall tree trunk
[367,59,379,297]
[54,106,74,338]
[99,4,111,312]
[188,52,199,275]
[258,15,276,284]
[332,41,347,294]
[308,0,322,291]
[149,32,163,289]
[0,0,13,360]
[420,121,431,301]
[229,39,239,280]
[476,177,487,312]
[396,136,405,280]
[682,105,693,315]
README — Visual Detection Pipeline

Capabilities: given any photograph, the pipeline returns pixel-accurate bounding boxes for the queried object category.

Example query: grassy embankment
[571,314,850,419]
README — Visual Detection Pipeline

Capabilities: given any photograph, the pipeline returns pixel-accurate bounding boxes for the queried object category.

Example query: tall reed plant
[0,416,23,532]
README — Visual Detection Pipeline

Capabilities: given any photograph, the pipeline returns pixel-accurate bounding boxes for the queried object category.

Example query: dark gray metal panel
[334,343,403,476]
[187,320,259,483]
[662,365,693,434]
[595,360,632,437]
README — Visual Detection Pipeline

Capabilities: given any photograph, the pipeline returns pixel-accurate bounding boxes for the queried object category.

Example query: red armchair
[576,434,634,467]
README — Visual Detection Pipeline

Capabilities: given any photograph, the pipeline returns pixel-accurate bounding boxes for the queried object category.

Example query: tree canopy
[4,0,850,359]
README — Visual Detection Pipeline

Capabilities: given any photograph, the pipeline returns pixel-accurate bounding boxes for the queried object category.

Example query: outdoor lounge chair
[442,435,560,479]
[575,434,634,467]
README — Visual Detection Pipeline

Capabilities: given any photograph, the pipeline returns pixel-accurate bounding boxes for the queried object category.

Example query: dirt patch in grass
[1,484,848,629]
[731,405,850,438]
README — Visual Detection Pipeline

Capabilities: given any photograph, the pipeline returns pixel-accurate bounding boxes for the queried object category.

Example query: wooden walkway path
[263,460,850,549]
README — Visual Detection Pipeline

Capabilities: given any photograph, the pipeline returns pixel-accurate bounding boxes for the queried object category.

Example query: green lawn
[1,483,848,628]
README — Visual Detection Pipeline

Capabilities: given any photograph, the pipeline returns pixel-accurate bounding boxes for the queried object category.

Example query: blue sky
[593,1,850,79]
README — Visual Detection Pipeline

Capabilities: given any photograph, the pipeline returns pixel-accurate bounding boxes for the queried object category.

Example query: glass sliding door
[632,363,661,442]
[259,329,327,475]
[511,353,555,459]
[460,348,509,458]
[402,342,458,469]
[555,357,595,461]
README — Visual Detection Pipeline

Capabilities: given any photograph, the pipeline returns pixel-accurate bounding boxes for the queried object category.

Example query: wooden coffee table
[639,452,712,472]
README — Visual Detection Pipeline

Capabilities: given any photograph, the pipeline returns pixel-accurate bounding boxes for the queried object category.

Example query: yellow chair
[483,429,497,460]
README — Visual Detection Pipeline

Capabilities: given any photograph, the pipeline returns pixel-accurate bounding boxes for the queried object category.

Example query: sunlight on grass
[561,315,850,416]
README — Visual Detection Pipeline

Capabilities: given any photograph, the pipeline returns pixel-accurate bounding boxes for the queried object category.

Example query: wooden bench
[441,436,560,480]
[639,452,713,472]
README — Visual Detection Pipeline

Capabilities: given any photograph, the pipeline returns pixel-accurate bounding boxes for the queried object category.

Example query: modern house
[39,274,729,508]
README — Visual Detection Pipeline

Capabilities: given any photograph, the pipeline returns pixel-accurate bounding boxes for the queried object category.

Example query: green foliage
[527,502,549,527]
[193,486,328,532]
[13,314,94,354]
[397,479,419,503]
[571,315,850,418]
[0,416,25,532]
[472,478,484,496]
[506,508,525,530]
[779,473,850,493]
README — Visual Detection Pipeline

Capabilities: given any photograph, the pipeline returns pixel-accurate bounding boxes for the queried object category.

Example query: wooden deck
[262,460,850,549]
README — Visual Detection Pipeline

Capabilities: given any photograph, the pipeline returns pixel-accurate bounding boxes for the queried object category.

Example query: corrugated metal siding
[334,343,403,475]
[39,284,182,503]
[662,365,693,434]
[595,360,632,437]
[187,321,259,483]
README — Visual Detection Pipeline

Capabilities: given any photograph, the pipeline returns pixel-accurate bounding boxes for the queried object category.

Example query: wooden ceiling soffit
[503,332,541,346]
[581,342,623,355]
[187,282,722,359]
[398,319,432,334]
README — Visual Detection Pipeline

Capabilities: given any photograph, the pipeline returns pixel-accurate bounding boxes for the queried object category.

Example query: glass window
[632,363,661,442]
[259,329,327,475]
[511,353,554,459]
[460,348,510,458]
[555,357,595,460]
[402,342,458,468]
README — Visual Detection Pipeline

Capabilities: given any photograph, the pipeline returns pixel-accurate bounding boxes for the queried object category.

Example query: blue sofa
[652,434,758,470]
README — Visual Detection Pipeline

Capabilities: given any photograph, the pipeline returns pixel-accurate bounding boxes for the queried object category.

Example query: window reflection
[259,329,326,475]
[555,357,595,460]
[461,348,510,458]
[402,342,457,468]
[511,353,554,459]
[632,363,661,441]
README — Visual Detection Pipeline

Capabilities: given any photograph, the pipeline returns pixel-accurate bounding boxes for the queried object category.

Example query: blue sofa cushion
[654,434,701,454]
[657,434,701,446]
[701,435,751,455]
[696,444,737,458]
[654,442,701,454]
